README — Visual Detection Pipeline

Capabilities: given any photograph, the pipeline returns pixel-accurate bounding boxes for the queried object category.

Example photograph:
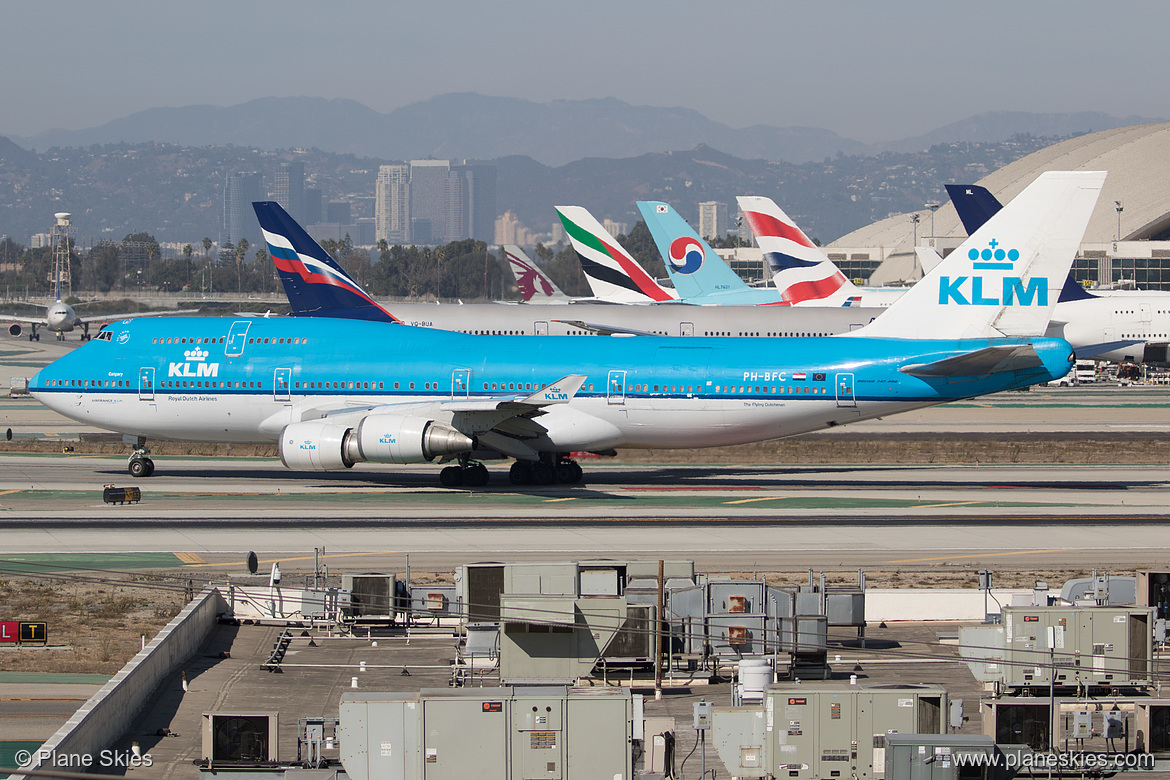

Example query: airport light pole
[1115,200,1124,241]
[926,202,940,245]
[911,213,920,248]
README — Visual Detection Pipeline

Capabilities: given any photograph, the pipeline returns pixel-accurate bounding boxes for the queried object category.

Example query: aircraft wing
[77,308,194,324]
[304,375,589,461]
[1073,339,1146,360]
[2,314,48,325]
[900,344,1047,378]
[553,319,658,337]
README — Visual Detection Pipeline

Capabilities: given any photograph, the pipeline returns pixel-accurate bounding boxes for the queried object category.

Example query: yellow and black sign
[19,622,47,644]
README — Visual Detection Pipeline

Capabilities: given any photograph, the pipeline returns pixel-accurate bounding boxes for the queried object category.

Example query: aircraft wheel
[142,458,155,477]
[128,458,149,478]
[531,462,555,485]
[555,461,581,484]
[464,463,489,487]
[509,461,532,485]
[439,465,464,487]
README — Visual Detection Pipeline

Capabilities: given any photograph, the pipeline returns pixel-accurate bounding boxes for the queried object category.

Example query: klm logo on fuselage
[938,240,1047,307]
[168,346,220,378]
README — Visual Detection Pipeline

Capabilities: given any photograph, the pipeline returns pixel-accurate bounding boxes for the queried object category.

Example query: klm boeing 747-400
[28,171,1103,487]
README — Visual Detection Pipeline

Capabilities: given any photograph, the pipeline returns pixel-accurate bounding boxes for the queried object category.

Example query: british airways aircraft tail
[859,171,1106,340]
[252,201,401,323]
[555,206,678,303]
[736,196,857,304]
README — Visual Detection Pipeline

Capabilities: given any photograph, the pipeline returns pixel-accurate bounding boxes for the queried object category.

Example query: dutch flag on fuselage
[737,196,853,305]
[253,202,400,323]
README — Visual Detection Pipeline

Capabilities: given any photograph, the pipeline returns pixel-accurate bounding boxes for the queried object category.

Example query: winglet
[520,374,587,405]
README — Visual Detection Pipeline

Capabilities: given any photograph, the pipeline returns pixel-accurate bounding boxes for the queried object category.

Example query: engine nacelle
[353,413,473,465]
[279,420,353,471]
[278,415,473,471]
[8,323,22,337]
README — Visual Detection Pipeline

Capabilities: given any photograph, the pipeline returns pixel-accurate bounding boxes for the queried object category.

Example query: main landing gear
[439,457,489,488]
[508,455,583,486]
[127,447,155,477]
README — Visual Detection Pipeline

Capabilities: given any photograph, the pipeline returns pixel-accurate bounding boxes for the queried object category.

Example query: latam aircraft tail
[555,206,678,303]
[252,202,400,323]
[858,171,1106,340]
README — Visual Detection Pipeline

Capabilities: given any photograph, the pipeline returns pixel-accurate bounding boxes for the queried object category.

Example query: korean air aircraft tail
[858,170,1106,339]
[555,206,678,303]
[736,196,857,304]
[504,245,571,303]
[636,201,781,305]
[253,201,400,323]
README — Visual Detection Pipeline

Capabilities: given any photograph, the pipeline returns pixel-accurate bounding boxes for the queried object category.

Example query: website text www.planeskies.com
[953,750,1155,772]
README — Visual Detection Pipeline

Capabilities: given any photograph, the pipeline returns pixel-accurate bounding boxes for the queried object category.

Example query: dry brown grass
[0,576,185,675]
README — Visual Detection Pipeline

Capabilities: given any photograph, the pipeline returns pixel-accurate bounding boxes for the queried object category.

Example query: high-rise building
[375,164,411,243]
[326,201,352,225]
[409,160,450,245]
[303,188,323,225]
[222,172,264,248]
[602,219,629,239]
[698,201,729,241]
[272,161,305,221]
[448,160,497,243]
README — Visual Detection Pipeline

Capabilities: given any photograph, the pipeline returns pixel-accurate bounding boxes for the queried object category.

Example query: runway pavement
[2,335,1169,575]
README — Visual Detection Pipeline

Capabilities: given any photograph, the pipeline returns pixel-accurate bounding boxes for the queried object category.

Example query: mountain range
[9,94,1162,166]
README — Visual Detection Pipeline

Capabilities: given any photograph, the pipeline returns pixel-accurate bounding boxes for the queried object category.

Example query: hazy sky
[3,1,1166,143]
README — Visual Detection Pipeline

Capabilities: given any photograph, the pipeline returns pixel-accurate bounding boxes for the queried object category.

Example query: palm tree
[234,238,249,293]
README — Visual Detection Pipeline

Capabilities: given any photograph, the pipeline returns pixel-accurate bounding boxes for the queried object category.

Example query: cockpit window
[95,330,113,341]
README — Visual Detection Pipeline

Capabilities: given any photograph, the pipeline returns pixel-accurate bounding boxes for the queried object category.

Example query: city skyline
[1,1,1167,146]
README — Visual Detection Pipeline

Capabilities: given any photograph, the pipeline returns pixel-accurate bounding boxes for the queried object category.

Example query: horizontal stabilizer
[1074,339,1145,360]
[553,319,658,337]
[900,344,1045,378]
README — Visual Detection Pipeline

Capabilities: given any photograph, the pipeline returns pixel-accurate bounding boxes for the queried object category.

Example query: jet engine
[8,323,22,337]
[279,415,473,471]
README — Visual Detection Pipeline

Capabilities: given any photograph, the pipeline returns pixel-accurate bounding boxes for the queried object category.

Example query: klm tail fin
[858,171,1105,339]
[736,196,855,303]
[555,206,677,303]
[503,245,569,302]
[635,201,754,300]
[252,201,400,323]
[945,184,1004,236]
[945,183,1096,304]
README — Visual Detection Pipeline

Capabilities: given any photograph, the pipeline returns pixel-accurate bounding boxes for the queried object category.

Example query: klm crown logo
[939,239,1047,307]
[184,347,209,362]
[968,239,1019,270]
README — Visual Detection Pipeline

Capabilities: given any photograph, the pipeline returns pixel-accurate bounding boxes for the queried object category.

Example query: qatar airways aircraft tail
[555,206,678,303]
[253,201,401,323]
[503,245,572,303]
[858,170,1105,340]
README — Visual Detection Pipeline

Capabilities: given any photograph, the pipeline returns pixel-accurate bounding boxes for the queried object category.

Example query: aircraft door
[274,368,291,402]
[451,368,471,397]
[680,321,694,337]
[138,367,155,401]
[534,321,549,336]
[835,373,855,408]
[607,370,626,405]
[225,321,251,357]
[1141,303,1152,323]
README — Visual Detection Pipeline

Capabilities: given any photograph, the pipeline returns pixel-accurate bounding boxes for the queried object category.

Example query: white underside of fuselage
[34,388,935,451]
